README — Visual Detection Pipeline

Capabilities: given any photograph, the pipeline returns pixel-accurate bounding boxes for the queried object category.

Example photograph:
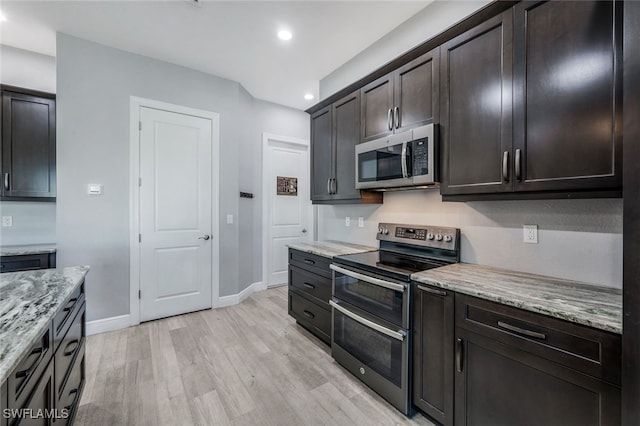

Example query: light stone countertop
[411,263,622,334]
[0,244,57,257]
[0,266,89,384]
[287,240,377,259]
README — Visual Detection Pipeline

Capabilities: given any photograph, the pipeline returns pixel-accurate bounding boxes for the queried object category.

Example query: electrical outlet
[523,224,538,244]
[345,216,351,227]
[2,216,13,227]
[226,214,233,224]
[358,217,365,228]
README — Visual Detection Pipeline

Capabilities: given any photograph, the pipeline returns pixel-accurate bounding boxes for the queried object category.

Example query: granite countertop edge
[0,244,57,257]
[411,264,622,335]
[0,266,89,384]
[287,240,377,259]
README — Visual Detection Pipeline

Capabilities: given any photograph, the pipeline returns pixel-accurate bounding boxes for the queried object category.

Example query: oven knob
[378,228,383,234]
[359,367,366,375]
[383,228,389,235]
[435,234,443,241]
[427,233,434,240]
[444,235,453,243]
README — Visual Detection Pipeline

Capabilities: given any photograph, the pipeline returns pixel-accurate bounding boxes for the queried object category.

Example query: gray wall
[320,0,491,99]
[0,45,57,246]
[318,1,623,289]
[56,34,308,321]
[319,191,622,288]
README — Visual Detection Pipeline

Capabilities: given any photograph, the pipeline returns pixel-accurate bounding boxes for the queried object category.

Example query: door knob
[301,229,307,234]
[198,235,210,240]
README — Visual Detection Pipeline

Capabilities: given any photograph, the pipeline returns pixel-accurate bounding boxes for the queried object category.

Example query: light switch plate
[2,216,13,227]
[345,216,351,227]
[87,184,103,195]
[226,214,233,224]
[523,224,538,244]
[358,217,365,228]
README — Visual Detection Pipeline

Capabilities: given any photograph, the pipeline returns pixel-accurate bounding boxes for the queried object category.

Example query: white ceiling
[0,1,430,110]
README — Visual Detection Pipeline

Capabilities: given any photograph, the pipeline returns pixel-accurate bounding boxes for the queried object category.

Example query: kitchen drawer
[0,254,50,273]
[288,249,331,279]
[55,302,85,398]
[7,324,53,410]
[455,294,621,385]
[288,289,331,344]
[53,281,85,350]
[55,342,85,426]
[289,265,332,304]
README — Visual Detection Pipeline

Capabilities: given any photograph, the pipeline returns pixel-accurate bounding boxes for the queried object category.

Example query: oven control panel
[377,223,459,250]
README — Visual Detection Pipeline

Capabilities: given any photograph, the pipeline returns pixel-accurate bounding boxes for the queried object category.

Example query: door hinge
[139,290,141,299]
[138,177,142,187]
[138,234,142,243]
[139,121,142,131]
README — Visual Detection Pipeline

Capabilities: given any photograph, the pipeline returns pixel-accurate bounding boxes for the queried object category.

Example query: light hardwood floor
[75,286,434,426]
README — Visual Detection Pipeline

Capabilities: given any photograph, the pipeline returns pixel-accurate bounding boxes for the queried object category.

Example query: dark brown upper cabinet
[310,91,382,205]
[512,0,622,193]
[361,48,439,143]
[440,11,514,196]
[441,1,621,199]
[1,86,56,201]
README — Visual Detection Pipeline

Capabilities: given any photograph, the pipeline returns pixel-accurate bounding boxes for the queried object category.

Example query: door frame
[129,96,220,326]
[261,133,315,289]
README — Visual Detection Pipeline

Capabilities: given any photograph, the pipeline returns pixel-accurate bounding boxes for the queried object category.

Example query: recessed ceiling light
[278,30,292,41]
[304,93,314,101]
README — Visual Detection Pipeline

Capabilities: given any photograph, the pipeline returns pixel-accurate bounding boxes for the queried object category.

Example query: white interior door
[265,138,312,287]
[139,106,213,322]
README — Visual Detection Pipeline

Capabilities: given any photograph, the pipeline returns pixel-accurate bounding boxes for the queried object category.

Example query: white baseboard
[86,314,131,336]
[218,281,264,308]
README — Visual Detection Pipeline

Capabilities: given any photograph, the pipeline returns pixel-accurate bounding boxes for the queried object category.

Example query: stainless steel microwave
[355,124,437,190]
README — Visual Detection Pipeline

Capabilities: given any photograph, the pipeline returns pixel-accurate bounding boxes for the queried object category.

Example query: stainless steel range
[329,223,460,415]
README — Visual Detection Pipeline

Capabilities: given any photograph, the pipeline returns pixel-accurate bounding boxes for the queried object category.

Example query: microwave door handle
[329,300,406,341]
[330,264,406,292]
[401,142,408,179]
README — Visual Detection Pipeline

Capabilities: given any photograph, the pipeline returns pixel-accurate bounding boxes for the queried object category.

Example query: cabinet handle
[303,282,316,289]
[4,173,9,191]
[64,388,79,412]
[394,106,400,129]
[331,178,337,195]
[15,347,45,379]
[303,259,315,265]
[417,285,447,296]
[63,298,79,312]
[63,339,80,356]
[303,310,315,319]
[502,151,509,182]
[515,149,522,181]
[497,321,546,340]
[327,178,332,195]
[388,108,393,131]
[456,338,463,373]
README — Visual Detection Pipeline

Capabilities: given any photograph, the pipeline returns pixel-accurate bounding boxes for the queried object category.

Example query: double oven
[329,223,460,415]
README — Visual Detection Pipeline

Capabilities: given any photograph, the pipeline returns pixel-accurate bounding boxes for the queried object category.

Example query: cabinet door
[394,48,439,132]
[310,106,333,202]
[1,91,56,199]
[440,11,513,196]
[8,361,55,426]
[513,1,621,193]
[454,328,621,426]
[360,74,394,142]
[332,91,361,200]
[412,284,454,426]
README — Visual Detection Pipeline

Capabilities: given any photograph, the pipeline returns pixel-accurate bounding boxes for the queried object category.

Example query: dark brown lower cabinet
[411,283,454,426]
[8,361,55,426]
[454,328,620,426]
[454,294,621,426]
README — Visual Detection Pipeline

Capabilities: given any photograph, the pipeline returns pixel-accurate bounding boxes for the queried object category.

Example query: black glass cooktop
[333,250,449,282]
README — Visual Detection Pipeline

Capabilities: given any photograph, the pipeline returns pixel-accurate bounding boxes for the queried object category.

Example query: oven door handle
[330,264,406,292]
[329,300,406,341]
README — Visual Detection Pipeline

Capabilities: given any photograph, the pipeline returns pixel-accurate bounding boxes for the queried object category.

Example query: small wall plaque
[277,176,298,196]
